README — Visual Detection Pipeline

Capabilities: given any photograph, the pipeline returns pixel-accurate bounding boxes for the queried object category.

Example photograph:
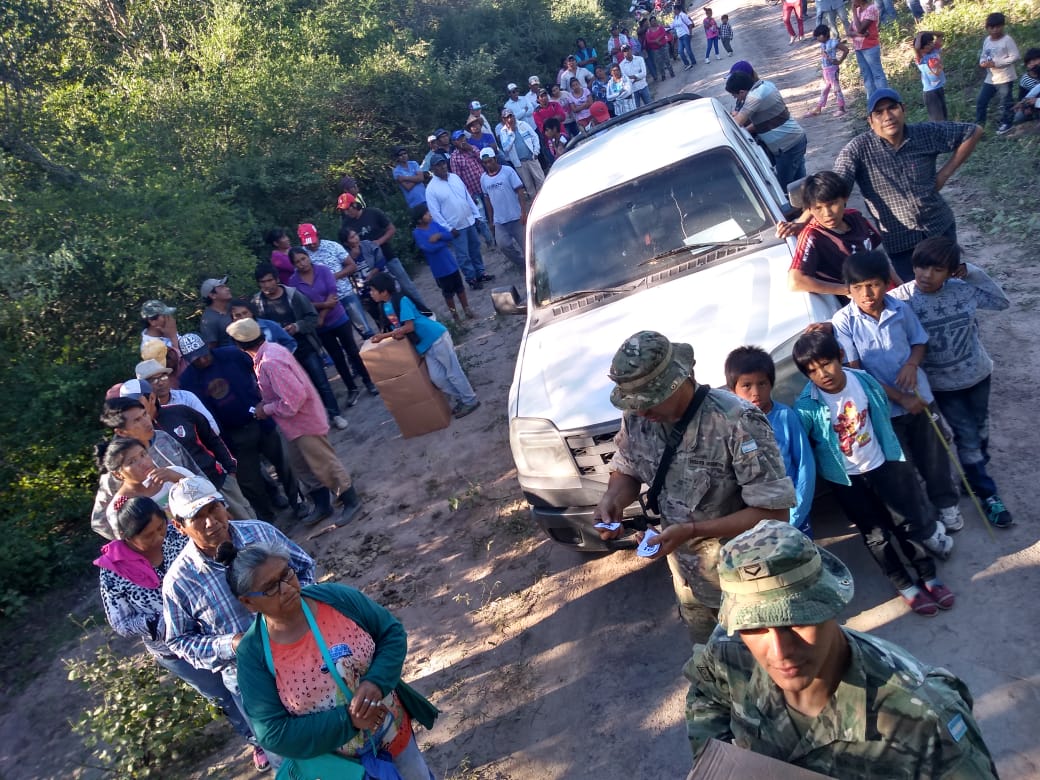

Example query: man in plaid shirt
[450,130,495,247]
[780,88,981,281]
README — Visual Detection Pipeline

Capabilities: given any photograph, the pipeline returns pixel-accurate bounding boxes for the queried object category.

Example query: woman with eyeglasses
[95,497,268,771]
[224,542,438,779]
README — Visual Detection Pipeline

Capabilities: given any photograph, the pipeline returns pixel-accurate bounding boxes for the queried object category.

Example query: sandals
[804,107,822,117]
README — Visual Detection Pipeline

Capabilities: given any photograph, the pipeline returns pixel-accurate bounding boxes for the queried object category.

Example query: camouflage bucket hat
[718,519,854,635]
[608,331,694,412]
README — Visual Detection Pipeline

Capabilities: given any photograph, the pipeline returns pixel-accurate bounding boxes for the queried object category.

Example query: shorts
[435,269,465,296]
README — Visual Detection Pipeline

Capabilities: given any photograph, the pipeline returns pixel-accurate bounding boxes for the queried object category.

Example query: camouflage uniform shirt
[610,388,795,608]
[685,626,999,778]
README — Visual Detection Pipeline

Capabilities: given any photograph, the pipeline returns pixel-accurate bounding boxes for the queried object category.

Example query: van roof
[532,97,732,219]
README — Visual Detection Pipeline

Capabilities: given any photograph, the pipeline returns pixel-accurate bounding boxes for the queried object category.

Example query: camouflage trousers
[666,538,722,645]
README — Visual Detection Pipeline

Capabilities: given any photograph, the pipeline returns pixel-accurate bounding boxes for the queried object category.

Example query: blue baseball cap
[451,129,467,141]
[866,88,902,114]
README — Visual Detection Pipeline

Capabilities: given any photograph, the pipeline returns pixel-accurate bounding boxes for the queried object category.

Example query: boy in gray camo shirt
[891,236,1012,527]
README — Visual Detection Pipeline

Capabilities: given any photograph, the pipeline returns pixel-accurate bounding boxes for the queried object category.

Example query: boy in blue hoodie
[725,346,816,537]
[793,328,952,617]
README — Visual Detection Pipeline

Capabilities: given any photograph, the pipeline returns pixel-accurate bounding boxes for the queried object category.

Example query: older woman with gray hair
[224,541,438,779]
[95,497,265,770]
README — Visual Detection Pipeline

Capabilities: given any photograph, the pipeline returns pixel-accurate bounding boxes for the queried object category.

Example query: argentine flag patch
[740,440,758,454]
[947,713,967,742]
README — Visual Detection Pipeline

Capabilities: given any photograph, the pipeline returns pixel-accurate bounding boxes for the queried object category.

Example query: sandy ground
[2,1,1039,778]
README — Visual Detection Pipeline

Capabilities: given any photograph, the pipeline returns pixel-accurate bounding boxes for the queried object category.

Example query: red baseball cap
[297,223,319,246]
[336,193,357,211]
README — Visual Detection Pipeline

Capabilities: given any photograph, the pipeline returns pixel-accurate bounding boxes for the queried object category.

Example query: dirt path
[2,1,1039,778]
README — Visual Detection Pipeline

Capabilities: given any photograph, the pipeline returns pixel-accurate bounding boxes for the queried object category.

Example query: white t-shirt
[480,166,524,225]
[819,371,885,475]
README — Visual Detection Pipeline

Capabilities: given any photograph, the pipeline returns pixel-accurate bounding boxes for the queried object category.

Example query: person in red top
[787,171,896,296]
[645,16,675,81]
[533,88,566,135]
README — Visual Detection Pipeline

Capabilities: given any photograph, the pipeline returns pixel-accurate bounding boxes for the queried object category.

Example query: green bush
[66,644,224,778]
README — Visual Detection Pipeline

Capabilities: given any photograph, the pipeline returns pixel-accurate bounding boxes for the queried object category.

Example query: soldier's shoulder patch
[740,440,758,454]
[946,713,967,742]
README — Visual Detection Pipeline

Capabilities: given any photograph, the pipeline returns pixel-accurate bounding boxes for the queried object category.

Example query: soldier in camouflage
[685,519,998,778]
[596,331,795,637]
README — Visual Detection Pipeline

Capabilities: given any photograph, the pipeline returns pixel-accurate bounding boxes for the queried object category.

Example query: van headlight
[509,417,582,491]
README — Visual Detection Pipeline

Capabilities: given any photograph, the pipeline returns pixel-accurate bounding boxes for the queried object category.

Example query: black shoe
[337,486,363,524]
[468,279,484,290]
[478,273,496,282]
[272,493,290,510]
[346,389,360,407]
[292,501,311,521]
[364,381,380,396]
[303,489,334,526]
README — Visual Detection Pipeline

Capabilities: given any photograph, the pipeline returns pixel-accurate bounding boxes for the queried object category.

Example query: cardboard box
[362,343,453,437]
[687,740,833,779]
[360,337,421,382]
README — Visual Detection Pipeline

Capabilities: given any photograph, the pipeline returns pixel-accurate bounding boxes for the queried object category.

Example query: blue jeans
[340,294,374,337]
[494,219,525,267]
[634,85,652,107]
[815,8,846,35]
[976,81,1013,127]
[451,224,486,281]
[907,0,924,20]
[155,654,253,740]
[677,35,694,66]
[933,377,998,498]
[705,38,719,60]
[386,257,432,312]
[773,134,807,191]
[644,50,658,81]
[878,0,897,23]
[425,331,477,407]
[393,733,435,780]
[294,346,342,418]
[854,46,888,99]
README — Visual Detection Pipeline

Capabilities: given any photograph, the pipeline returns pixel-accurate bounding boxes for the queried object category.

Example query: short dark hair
[724,346,776,389]
[912,236,962,272]
[263,228,288,246]
[793,328,843,375]
[543,117,562,132]
[843,249,891,285]
[985,12,1005,27]
[813,23,830,38]
[918,32,936,48]
[410,203,430,227]
[229,297,258,317]
[369,272,396,294]
[288,246,309,265]
[95,435,145,473]
[1024,47,1040,64]
[801,171,851,207]
[99,397,146,430]
[725,71,754,96]
[254,262,279,282]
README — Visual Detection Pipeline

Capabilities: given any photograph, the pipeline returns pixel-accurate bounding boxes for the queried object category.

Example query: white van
[493,95,836,550]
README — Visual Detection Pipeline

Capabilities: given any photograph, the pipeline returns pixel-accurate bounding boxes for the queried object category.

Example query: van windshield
[530,148,771,306]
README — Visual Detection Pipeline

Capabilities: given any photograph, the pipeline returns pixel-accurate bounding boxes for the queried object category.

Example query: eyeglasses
[244,566,296,598]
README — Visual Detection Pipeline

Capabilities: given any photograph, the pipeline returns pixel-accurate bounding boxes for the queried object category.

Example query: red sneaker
[253,746,271,772]
[904,589,939,617]
[923,581,956,610]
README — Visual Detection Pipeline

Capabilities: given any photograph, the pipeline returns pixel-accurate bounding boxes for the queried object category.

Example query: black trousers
[226,421,298,521]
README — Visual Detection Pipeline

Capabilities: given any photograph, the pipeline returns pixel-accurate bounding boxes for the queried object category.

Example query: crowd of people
[77,2,1035,776]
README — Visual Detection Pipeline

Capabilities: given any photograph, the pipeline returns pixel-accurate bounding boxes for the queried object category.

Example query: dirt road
[2,1,1038,777]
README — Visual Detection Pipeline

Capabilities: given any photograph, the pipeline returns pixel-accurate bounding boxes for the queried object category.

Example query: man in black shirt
[336,193,438,313]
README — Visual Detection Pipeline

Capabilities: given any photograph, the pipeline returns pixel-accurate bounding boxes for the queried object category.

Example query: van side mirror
[786,177,807,209]
[491,285,527,316]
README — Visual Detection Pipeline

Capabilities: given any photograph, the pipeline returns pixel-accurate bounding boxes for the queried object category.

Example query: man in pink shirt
[226,317,361,526]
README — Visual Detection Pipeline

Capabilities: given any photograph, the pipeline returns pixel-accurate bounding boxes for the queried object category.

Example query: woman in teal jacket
[227,541,438,779]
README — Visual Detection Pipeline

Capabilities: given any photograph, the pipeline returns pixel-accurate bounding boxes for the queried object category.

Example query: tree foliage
[0,0,612,611]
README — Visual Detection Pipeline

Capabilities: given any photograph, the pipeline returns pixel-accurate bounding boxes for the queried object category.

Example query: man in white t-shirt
[479,149,528,268]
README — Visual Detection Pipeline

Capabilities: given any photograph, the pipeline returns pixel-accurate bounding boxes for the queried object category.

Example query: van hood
[511,246,814,431]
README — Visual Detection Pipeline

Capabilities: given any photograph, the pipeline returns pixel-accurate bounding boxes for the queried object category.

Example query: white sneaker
[922,528,954,560]
[332,415,350,430]
[939,505,964,532]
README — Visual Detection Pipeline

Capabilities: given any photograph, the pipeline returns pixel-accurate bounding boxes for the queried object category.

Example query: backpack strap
[641,384,710,516]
